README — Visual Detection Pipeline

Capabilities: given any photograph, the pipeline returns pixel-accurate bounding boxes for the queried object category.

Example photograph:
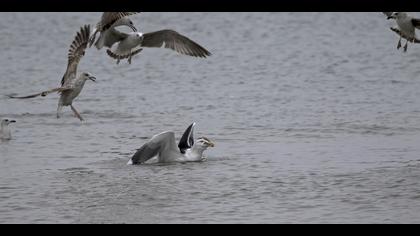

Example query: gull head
[1,119,16,127]
[81,72,96,82]
[195,137,215,150]
[116,18,137,32]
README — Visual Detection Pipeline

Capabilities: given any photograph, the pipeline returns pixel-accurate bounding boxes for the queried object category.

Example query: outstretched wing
[61,25,90,86]
[142,30,211,58]
[7,87,72,99]
[129,131,177,165]
[412,18,420,29]
[178,122,195,154]
[97,12,140,32]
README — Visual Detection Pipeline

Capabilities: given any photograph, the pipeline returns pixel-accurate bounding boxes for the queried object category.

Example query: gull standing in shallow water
[0,119,16,141]
[106,29,211,64]
[89,12,140,50]
[128,123,215,165]
[8,25,96,122]
[385,12,420,52]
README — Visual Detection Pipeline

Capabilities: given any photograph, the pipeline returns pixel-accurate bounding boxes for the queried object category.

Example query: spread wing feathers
[7,87,72,99]
[130,132,177,165]
[97,12,140,32]
[142,30,212,58]
[178,122,195,154]
[412,18,420,29]
[61,25,90,86]
[390,27,420,43]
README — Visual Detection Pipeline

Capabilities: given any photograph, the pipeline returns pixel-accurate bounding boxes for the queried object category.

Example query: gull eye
[4,119,8,122]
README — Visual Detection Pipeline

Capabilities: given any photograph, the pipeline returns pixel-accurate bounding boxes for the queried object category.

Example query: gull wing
[97,12,140,32]
[383,12,394,18]
[7,87,72,99]
[390,27,420,43]
[129,131,178,165]
[142,30,211,58]
[101,28,130,48]
[61,25,90,87]
[412,18,420,29]
[178,122,195,154]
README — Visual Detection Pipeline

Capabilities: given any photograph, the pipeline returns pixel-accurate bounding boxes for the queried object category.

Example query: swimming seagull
[386,12,420,52]
[0,119,16,141]
[8,25,96,122]
[128,123,215,165]
[106,29,211,64]
[89,12,140,50]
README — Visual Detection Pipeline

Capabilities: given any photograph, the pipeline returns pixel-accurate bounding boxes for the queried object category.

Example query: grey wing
[142,30,211,58]
[130,131,177,165]
[102,28,129,48]
[7,87,72,99]
[412,18,420,29]
[383,12,394,18]
[178,122,195,154]
[98,12,140,32]
[61,25,90,86]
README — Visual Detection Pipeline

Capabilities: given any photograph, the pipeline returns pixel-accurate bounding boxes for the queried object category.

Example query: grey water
[1,12,420,223]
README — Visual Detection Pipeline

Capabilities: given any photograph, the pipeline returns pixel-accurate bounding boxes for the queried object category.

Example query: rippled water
[1,12,420,223]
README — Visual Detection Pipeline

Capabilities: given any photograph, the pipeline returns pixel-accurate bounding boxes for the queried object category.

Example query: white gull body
[128,123,215,165]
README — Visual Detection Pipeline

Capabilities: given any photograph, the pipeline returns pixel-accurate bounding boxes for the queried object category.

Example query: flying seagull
[89,12,140,50]
[385,12,420,52]
[106,29,212,64]
[0,119,16,141]
[8,25,96,122]
[128,122,215,165]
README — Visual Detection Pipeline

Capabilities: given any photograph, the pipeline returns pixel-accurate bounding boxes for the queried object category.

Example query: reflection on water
[1,12,420,223]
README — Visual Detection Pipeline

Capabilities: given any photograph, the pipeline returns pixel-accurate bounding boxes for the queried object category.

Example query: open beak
[207,141,215,147]
[89,76,96,82]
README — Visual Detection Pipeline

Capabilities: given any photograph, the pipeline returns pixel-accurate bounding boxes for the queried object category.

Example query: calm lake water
[1,12,420,223]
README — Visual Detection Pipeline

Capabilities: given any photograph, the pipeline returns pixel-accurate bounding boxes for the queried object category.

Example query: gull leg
[70,104,84,122]
[128,54,132,64]
[403,40,408,52]
[397,37,402,49]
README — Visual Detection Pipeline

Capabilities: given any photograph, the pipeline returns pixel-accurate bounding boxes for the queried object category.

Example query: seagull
[89,12,140,50]
[128,122,215,165]
[106,29,211,64]
[0,119,16,141]
[386,12,420,52]
[8,25,96,122]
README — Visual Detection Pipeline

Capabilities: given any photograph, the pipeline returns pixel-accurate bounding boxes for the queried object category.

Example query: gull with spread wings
[128,123,215,165]
[105,20,212,64]
[384,12,420,52]
[89,12,140,50]
[8,25,96,122]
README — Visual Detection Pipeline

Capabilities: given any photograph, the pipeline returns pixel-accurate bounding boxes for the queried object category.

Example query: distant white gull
[8,25,96,122]
[385,12,420,52]
[106,29,211,64]
[0,119,16,141]
[128,122,215,165]
[89,12,140,50]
